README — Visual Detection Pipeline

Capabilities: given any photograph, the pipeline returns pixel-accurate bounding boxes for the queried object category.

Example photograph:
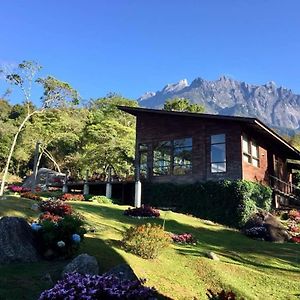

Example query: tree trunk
[0,111,40,196]
[44,149,61,173]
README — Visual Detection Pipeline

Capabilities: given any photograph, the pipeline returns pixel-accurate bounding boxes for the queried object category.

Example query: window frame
[210,134,227,173]
[242,134,260,168]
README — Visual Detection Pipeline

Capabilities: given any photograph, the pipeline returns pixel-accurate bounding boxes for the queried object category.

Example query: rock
[104,263,139,282]
[243,210,290,243]
[62,253,99,276]
[31,203,39,211]
[206,251,220,261]
[0,217,40,264]
[41,273,53,285]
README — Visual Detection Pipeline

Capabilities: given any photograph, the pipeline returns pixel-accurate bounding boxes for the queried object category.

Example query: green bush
[122,223,171,259]
[85,195,113,204]
[143,180,272,228]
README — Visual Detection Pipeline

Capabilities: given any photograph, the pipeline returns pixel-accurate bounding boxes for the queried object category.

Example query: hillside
[0,197,299,299]
[138,76,300,134]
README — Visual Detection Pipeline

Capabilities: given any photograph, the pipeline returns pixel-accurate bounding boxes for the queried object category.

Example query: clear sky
[1,0,300,104]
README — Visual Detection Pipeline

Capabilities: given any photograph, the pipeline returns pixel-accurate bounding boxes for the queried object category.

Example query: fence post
[83,169,89,196]
[62,174,68,193]
[106,166,112,198]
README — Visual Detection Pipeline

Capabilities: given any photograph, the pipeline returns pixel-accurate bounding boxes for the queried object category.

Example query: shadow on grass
[75,202,300,275]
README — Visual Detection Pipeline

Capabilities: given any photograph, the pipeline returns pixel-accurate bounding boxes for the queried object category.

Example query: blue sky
[1,0,300,104]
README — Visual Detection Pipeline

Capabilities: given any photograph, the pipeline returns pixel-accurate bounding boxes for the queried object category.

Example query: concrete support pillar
[62,174,68,193]
[62,183,68,193]
[134,180,142,208]
[106,183,112,199]
[83,183,89,195]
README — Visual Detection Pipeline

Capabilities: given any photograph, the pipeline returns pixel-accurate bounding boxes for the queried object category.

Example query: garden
[0,188,299,299]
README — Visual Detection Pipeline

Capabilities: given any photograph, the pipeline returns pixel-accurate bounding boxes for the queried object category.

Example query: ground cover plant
[170,232,196,244]
[39,272,157,300]
[0,196,299,299]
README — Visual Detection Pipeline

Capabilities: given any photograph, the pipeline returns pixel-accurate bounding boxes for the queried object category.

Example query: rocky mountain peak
[137,76,300,134]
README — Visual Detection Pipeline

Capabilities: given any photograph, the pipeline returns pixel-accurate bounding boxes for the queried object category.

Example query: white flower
[57,240,65,248]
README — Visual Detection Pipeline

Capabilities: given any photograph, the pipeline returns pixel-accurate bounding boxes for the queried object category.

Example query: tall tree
[0,60,80,196]
[164,97,205,113]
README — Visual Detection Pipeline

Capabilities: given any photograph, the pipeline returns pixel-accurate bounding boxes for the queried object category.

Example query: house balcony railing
[269,174,300,201]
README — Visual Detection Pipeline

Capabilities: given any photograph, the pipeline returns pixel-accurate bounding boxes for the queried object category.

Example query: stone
[243,210,290,243]
[104,263,139,282]
[31,203,40,211]
[41,273,53,285]
[206,251,220,261]
[62,253,99,276]
[0,217,40,264]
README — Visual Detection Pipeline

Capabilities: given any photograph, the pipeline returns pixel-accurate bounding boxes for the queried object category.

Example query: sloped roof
[118,106,300,160]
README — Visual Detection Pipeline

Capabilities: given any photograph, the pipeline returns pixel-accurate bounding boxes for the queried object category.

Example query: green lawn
[0,196,299,300]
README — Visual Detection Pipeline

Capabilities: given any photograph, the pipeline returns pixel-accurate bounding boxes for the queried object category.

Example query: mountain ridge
[138,76,300,134]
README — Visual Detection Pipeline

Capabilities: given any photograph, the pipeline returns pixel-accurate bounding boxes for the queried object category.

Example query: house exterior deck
[119,106,300,207]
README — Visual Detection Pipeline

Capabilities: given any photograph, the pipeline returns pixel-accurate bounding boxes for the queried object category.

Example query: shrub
[288,209,300,222]
[38,272,157,300]
[291,236,300,243]
[20,192,42,201]
[86,195,113,204]
[33,214,86,258]
[143,180,272,228]
[39,200,73,217]
[122,223,171,259]
[60,193,85,201]
[207,289,237,300]
[124,205,160,218]
[170,233,196,244]
[39,212,62,223]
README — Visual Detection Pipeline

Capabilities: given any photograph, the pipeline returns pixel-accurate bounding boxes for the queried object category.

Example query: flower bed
[20,191,41,201]
[288,209,300,222]
[170,233,196,244]
[124,205,160,218]
[59,193,85,201]
[7,185,30,193]
[39,200,73,216]
[291,236,300,243]
[38,272,157,300]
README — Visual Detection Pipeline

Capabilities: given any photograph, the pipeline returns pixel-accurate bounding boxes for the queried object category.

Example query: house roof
[118,106,300,160]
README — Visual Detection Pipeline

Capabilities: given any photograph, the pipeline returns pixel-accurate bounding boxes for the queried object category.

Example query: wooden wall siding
[136,112,243,183]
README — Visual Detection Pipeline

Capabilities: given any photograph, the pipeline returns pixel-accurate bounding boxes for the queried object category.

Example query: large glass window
[138,143,148,179]
[153,141,172,176]
[211,134,226,173]
[173,138,192,175]
[242,135,259,167]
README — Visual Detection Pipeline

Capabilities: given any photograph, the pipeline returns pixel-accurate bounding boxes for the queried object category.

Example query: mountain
[138,76,300,134]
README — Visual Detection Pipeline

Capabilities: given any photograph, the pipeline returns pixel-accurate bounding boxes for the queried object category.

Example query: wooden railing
[269,175,300,196]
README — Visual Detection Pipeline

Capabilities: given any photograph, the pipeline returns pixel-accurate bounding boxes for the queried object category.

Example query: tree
[79,95,137,178]
[0,60,80,196]
[163,97,205,113]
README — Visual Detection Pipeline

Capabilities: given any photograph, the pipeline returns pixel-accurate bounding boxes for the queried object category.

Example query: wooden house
[119,106,300,206]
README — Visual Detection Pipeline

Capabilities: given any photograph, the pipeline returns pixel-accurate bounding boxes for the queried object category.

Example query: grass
[0,196,299,299]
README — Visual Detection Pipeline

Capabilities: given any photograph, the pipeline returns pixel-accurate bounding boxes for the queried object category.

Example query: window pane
[173,164,192,175]
[243,153,251,164]
[211,144,226,163]
[153,141,171,176]
[174,138,192,148]
[242,136,250,154]
[251,142,259,158]
[211,134,225,144]
[211,162,226,173]
[139,143,148,151]
[252,158,259,167]
[139,152,148,178]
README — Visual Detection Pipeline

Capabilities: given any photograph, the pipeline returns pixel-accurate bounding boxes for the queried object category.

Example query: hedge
[142,180,272,228]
